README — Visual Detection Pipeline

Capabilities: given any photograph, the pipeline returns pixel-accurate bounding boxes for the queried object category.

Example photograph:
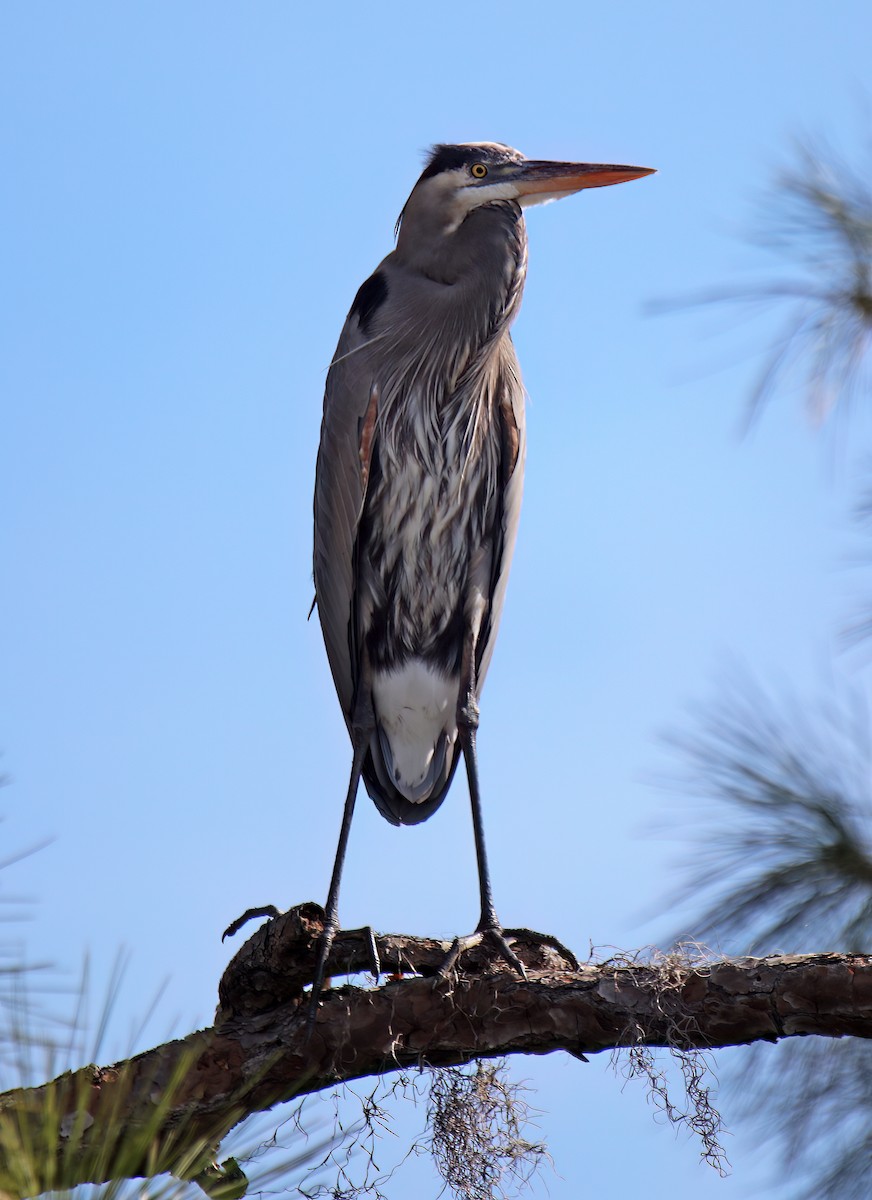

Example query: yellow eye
[470,163,488,179]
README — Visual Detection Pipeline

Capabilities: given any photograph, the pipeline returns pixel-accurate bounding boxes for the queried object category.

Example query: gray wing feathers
[313,317,376,722]
[476,359,526,690]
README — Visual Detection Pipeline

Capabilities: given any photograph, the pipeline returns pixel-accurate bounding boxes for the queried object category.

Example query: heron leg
[448,629,526,980]
[456,710,526,979]
[308,681,375,1028]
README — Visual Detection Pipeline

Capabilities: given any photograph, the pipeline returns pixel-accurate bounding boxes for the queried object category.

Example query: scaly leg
[440,627,526,980]
[456,704,526,978]
[308,679,376,1029]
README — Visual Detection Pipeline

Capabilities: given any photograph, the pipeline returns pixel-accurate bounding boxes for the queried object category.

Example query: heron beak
[512,160,656,205]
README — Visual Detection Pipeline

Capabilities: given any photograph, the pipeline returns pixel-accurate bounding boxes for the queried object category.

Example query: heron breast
[359,396,500,672]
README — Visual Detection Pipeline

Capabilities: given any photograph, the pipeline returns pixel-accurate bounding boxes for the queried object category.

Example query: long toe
[436,926,526,980]
[436,931,484,979]
[222,904,281,941]
[337,924,381,980]
[482,925,527,979]
[307,922,340,1036]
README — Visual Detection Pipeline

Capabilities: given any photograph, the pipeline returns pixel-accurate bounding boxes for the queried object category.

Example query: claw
[437,931,484,980]
[222,905,281,941]
[306,922,382,1037]
[360,925,382,981]
[306,918,341,1037]
[482,926,527,979]
[336,925,382,981]
[503,927,579,971]
[436,925,526,980]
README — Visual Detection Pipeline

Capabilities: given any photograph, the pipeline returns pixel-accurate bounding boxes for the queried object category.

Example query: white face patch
[459,179,522,208]
[444,175,585,228]
[441,175,523,233]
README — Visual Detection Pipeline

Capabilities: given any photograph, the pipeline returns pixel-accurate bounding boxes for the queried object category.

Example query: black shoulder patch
[349,270,388,335]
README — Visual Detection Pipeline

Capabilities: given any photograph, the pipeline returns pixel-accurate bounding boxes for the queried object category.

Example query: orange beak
[512,159,656,201]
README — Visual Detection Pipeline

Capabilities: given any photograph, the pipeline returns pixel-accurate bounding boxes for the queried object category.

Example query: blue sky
[2,1,871,1195]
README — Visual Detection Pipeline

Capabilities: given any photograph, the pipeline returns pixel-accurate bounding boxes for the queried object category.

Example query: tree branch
[2,903,871,1195]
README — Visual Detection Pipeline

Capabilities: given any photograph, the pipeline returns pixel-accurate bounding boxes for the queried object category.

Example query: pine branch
[2,904,872,1196]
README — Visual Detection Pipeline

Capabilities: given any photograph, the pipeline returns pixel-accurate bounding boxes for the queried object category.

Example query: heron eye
[470,163,488,179]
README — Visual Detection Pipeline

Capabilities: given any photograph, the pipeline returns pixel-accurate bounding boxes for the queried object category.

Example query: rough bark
[2,902,871,1196]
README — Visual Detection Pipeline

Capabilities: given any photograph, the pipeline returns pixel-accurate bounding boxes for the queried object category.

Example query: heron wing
[313,288,383,724]
[476,342,527,689]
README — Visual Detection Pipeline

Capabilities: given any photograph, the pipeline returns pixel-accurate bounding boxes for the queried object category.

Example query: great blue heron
[312,141,654,1002]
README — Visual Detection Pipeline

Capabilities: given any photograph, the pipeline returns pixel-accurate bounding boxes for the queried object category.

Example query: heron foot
[307,919,339,1035]
[437,924,527,981]
[306,920,381,1036]
[221,904,282,941]
[340,925,382,981]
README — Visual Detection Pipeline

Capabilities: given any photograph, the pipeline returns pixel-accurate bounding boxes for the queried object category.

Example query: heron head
[396,142,655,242]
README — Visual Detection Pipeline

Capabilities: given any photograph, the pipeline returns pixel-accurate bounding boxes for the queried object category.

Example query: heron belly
[370,661,458,803]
